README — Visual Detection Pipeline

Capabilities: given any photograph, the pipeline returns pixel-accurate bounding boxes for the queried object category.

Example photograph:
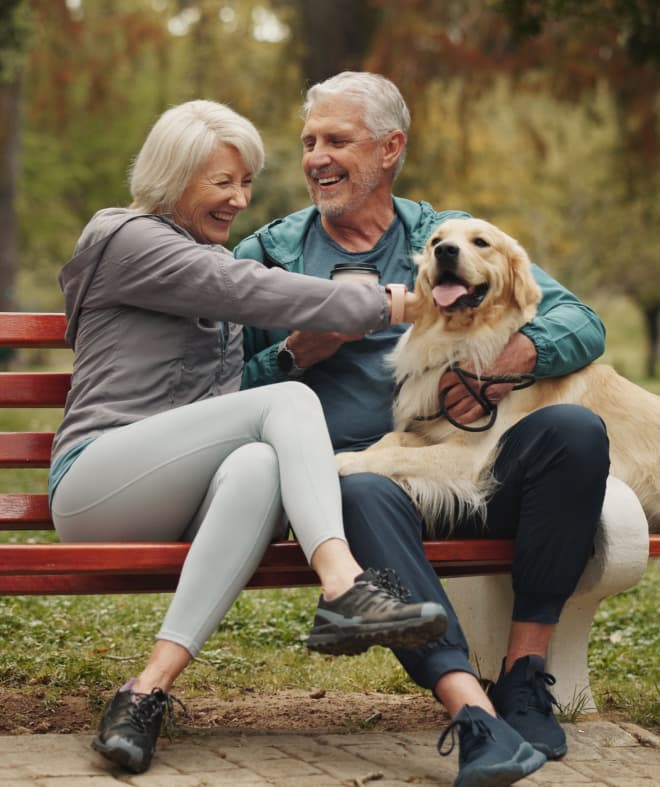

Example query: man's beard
[309,162,383,218]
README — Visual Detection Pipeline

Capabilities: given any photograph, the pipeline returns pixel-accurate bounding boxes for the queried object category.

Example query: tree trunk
[643,304,659,379]
[0,71,21,314]
[297,0,379,85]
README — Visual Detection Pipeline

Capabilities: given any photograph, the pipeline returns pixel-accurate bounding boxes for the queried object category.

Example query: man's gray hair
[303,71,410,178]
[130,100,265,213]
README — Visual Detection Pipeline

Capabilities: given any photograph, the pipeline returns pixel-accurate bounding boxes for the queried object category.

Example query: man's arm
[285,330,365,366]
[242,324,288,389]
[521,264,606,377]
[439,264,606,424]
[241,326,363,388]
[236,234,368,389]
[234,233,287,389]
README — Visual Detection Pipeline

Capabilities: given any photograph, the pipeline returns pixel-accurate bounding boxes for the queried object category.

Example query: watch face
[277,346,294,373]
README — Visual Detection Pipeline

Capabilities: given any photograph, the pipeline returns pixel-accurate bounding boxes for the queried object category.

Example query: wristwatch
[276,339,305,378]
[385,283,408,324]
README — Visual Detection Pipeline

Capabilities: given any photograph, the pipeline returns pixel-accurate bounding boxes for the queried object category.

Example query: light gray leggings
[51,382,345,656]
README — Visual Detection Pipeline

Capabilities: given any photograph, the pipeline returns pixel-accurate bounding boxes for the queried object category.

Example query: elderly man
[236,72,609,787]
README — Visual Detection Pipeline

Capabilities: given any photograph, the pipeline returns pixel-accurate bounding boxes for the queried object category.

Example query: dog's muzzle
[432,243,488,311]
[431,243,489,311]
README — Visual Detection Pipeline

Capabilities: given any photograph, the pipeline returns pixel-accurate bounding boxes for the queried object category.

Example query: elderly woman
[48,100,447,774]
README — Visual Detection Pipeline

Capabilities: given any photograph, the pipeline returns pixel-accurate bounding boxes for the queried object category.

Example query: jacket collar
[254,197,429,266]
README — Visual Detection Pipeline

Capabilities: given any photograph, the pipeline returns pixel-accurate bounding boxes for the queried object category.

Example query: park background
[0,0,658,734]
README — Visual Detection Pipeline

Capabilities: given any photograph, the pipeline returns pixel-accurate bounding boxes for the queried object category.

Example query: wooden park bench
[1,311,657,709]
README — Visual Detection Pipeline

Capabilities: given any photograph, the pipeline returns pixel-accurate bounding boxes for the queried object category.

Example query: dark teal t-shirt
[302,215,415,452]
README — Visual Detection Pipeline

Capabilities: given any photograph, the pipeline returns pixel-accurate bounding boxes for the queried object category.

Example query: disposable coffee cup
[330,262,380,284]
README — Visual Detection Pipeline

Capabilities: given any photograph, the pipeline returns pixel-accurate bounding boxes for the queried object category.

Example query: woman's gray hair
[129,100,265,213]
[303,71,410,178]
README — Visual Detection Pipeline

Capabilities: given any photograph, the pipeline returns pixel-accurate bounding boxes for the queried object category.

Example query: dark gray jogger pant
[340,404,610,691]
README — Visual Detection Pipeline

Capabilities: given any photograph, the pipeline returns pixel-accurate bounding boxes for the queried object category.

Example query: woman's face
[173,144,253,245]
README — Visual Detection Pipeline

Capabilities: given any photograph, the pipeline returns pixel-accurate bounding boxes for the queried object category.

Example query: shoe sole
[455,742,546,787]
[306,613,448,655]
[532,739,568,759]
[493,707,568,761]
[92,735,152,774]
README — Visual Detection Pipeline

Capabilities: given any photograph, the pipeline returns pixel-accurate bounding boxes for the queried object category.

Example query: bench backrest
[0,312,332,592]
[13,311,654,594]
[0,313,68,531]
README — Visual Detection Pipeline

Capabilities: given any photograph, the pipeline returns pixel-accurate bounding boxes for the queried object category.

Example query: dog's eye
[473,237,490,248]
[430,237,442,247]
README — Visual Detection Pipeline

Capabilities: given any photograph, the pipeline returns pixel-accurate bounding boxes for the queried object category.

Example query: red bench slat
[0,313,68,348]
[0,494,53,527]
[0,540,515,596]
[0,574,183,595]
[0,432,54,467]
[0,373,70,406]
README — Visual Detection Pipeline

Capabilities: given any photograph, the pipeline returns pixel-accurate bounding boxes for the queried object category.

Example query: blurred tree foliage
[0,0,30,313]
[364,0,659,375]
[3,0,659,373]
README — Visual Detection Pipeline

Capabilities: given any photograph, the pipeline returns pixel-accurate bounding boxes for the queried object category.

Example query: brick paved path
[0,719,657,785]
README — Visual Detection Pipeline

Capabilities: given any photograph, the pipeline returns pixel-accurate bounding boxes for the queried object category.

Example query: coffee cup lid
[331,263,379,276]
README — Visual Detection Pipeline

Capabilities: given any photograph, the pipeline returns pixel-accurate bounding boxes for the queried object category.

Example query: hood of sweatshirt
[59,208,189,348]
[59,208,141,348]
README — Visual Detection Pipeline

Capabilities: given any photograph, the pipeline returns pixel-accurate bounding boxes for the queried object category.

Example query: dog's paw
[335,451,363,475]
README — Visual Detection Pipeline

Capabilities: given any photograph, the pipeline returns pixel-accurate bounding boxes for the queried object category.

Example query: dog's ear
[507,237,542,317]
[410,247,440,328]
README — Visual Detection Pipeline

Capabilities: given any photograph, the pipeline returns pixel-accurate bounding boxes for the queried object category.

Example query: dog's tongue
[433,283,469,308]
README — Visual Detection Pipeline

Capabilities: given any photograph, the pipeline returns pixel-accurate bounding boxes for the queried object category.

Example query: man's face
[301,97,387,219]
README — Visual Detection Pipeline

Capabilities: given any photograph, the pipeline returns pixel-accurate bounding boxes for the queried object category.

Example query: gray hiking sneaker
[306,567,448,655]
[92,685,174,773]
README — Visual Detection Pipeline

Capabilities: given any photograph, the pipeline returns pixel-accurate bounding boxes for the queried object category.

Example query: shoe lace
[437,712,494,758]
[129,689,187,736]
[365,568,412,602]
[513,668,560,715]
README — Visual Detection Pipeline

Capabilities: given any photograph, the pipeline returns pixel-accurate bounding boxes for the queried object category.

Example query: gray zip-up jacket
[51,208,391,463]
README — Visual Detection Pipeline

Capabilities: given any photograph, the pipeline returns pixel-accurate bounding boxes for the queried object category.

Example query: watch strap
[385,283,408,324]
[276,339,304,378]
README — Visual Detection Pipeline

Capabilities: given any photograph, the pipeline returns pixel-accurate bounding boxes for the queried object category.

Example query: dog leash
[399,364,536,433]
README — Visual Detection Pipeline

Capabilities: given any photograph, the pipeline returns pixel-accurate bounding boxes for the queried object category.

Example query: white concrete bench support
[444,476,650,711]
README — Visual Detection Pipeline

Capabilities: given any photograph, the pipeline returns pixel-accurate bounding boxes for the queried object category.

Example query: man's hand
[285,330,365,368]
[437,332,537,425]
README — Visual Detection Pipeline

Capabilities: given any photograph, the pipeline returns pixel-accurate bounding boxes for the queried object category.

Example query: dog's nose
[434,242,460,268]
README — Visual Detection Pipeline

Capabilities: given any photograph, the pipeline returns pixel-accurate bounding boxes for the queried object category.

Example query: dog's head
[412,218,541,332]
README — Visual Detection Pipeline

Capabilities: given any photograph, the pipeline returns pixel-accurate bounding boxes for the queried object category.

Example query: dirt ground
[0,687,450,736]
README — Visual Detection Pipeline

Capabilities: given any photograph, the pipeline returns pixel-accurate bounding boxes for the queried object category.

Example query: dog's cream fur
[336,218,660,534]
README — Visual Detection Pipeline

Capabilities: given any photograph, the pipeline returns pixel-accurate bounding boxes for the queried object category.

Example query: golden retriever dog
[336,218,660,534]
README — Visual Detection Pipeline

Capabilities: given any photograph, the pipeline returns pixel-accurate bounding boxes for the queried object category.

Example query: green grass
[0,567,657,730]
[589,559,659,730]
[0,589,412,702]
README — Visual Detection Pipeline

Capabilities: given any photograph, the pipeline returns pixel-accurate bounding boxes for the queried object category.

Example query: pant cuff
[401,644,475,693]
[512,592,566,623]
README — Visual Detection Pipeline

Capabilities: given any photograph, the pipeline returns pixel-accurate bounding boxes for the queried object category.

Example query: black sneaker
[306,568,447,655]
[92,686,170,773]
[438,705,547,787]
[490,655,568,760]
